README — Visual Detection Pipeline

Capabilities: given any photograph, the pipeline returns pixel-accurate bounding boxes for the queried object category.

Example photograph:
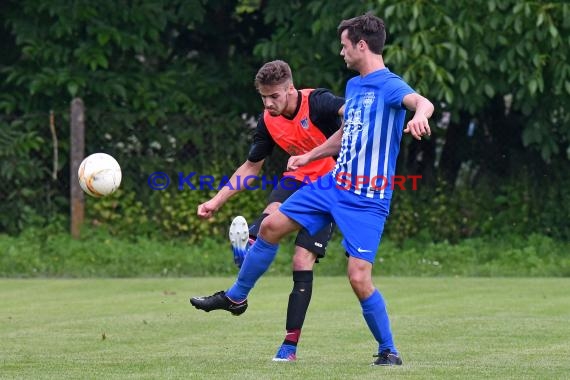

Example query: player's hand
[287,154,311,171]
[197,200,218,219]
[404,115,431,140]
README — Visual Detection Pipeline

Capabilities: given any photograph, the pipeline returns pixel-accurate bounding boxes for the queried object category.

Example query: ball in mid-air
[78,153,122,197]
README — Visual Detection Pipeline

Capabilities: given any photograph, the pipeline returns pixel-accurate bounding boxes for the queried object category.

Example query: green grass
[1,277,569,379]
[2,230,569,277]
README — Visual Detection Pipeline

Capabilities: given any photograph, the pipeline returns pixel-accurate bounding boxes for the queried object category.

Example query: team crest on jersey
[363,91,375,108]
[300,117,309,129]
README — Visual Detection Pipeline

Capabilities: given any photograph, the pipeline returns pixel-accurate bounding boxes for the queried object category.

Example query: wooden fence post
[70,98,85,238]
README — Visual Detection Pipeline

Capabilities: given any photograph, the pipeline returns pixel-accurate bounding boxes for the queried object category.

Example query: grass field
[1,277,569,379]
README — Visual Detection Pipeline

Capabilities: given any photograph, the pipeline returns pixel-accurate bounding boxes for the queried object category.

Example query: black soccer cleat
[371,349,403,366]
[190,290,248,316]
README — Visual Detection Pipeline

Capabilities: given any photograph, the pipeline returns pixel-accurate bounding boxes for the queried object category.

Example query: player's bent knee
[348,271,368,288]
[347,265,374,297]
[259,212,298,242]
[262,202,281,215]
[292,249,316,270]
[348,275,375,300]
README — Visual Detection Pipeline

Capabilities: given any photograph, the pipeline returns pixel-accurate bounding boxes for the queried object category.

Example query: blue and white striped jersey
[332,68,414,199]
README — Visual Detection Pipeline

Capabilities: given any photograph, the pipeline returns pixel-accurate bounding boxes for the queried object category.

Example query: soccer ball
[78,153,122,197]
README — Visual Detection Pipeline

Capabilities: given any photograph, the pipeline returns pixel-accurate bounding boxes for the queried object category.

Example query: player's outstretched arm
[287,128,343,171]
[197,159,264,219]
[403,93,434,140]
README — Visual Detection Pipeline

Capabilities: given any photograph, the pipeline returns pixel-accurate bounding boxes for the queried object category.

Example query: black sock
[283,270,313,345]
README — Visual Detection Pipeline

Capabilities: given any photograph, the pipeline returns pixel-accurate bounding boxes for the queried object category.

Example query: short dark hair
[337,12,386,54]
[254,60,293,89]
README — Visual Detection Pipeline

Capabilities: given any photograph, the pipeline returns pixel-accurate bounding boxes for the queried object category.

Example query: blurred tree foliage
[0,0,265,233]
[0,0,569,241]
[253,0,570,181]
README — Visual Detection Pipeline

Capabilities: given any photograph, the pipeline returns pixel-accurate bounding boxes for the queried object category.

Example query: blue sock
[226,237,279,302]
[360,289,397,354]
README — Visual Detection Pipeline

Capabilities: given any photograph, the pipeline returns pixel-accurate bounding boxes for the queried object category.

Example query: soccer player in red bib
[195,60,344,361]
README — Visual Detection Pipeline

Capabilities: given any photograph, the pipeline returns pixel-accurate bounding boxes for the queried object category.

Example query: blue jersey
[332,68,414,199]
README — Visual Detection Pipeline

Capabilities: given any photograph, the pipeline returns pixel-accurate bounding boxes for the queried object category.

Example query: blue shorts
[279,174,391,263]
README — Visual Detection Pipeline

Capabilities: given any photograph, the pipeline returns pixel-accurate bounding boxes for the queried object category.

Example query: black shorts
[268,177,334,258]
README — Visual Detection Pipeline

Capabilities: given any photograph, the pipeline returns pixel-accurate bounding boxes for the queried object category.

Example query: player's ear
[287,81,295,93]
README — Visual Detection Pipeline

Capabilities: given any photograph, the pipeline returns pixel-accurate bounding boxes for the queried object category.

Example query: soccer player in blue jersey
[191,13,434,366]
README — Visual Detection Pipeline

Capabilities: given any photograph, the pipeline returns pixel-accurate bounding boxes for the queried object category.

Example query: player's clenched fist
[197,200,218,219]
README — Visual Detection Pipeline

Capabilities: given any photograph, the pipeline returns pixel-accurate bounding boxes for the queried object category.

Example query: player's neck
[359,55,385,77]
[283,89,299,118]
